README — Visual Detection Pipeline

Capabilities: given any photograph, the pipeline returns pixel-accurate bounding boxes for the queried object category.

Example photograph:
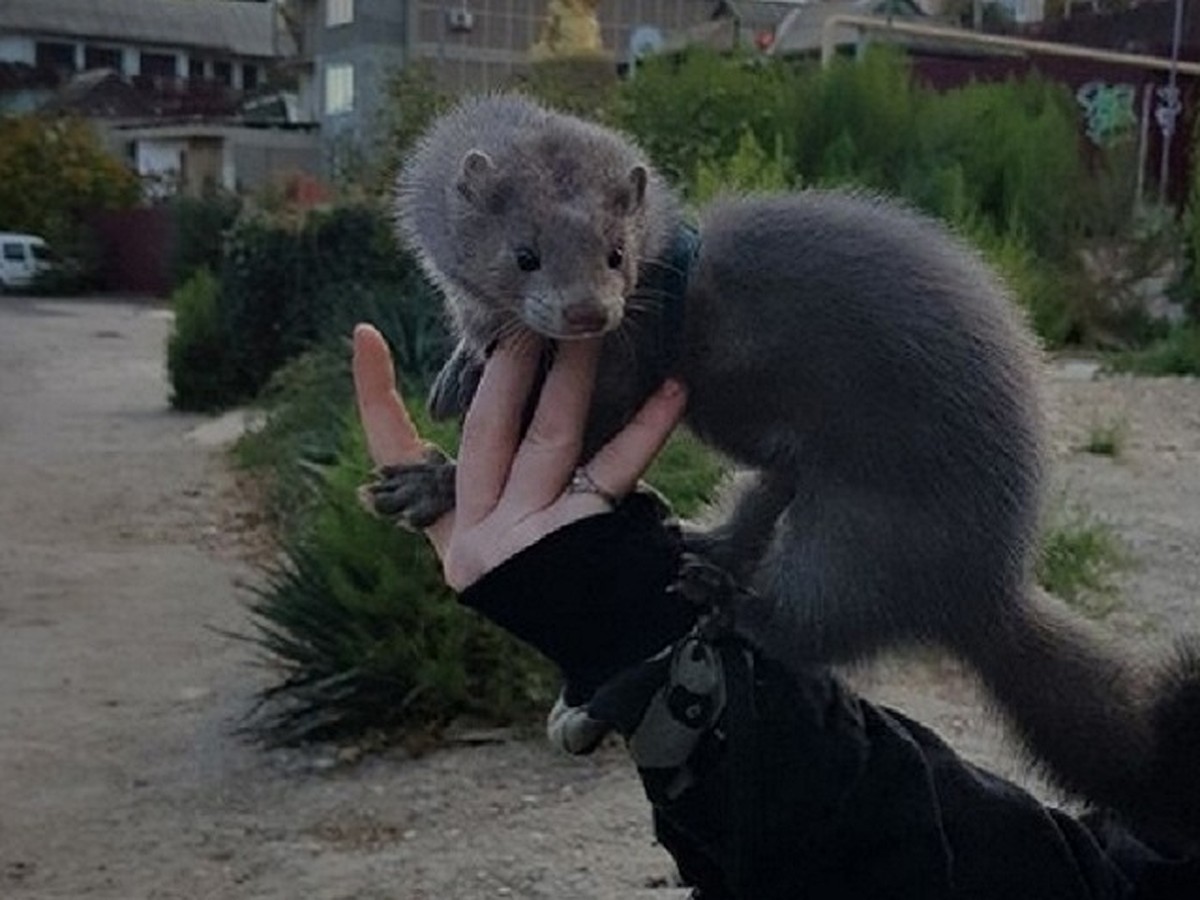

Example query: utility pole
[1156,0,1184,203]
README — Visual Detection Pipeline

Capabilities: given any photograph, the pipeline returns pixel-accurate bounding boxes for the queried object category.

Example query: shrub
[1037,503,1130,619]
[244,420,557,745]
[517,57,621,121]
[909,75,1088,259]
[166,269,233,412]
[166,201,448,411]
[1108,324,1200,376]
[370,62,456,196]
[237,347,557,745]
[167,190,241,291]
[1082,418,1128,458]
[693,128,793,203]
[786,48,921,191]
[0,115,139,242]
[615,49,795,189]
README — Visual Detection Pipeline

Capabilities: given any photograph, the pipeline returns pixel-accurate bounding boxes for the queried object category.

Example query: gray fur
[393,93,1200,845]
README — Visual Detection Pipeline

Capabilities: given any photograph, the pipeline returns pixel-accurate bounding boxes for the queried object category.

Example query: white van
[0,233,52,291]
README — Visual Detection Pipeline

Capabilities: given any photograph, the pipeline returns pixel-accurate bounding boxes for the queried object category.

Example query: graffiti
[1155,83,1182,139]
[1076,81,1137,146]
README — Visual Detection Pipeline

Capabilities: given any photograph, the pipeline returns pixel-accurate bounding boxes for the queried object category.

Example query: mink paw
[668,552,742,613]
[359,447,456,531]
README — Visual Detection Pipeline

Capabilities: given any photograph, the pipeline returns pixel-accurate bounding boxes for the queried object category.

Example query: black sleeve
[456,495,1194,900]
[458,491,696,705]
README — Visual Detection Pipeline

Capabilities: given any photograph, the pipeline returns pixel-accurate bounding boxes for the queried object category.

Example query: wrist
[458,492,697,701]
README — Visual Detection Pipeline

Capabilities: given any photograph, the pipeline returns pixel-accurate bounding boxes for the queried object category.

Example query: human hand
[352,324,687,591]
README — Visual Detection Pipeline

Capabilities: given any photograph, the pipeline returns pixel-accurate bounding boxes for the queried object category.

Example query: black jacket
[460,494,1199,899]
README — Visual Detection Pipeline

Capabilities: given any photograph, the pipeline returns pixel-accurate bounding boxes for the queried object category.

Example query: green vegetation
[1082,418,1128,458]
[243,411,556,746]
[1108,325,1200,376]
[165,203,449,413]
[0,115,139,243]
[167,190,242,292]
[1037,504,1130,619]
[166,269,230,412]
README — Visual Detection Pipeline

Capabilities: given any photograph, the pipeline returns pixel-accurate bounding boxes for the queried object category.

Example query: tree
[0,115,140,241]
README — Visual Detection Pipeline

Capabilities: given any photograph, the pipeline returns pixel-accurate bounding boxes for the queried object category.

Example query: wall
[88,206,174,296]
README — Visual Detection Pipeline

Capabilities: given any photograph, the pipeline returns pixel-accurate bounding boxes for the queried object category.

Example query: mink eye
[607,246,624,269]
[514,247,540,272]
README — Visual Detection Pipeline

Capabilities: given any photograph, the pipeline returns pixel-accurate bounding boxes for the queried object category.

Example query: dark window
[213,60,232,86]
[140,52,176,78]
[84,45,122,72]
[242,64,259,91]
[188,58,205,80]
[3,243,26,262]
[35,42,76,74]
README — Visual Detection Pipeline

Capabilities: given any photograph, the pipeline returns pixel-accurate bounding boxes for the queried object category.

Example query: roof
[38,68,156,118]
[0,0,293,59]
[671,0,930,54]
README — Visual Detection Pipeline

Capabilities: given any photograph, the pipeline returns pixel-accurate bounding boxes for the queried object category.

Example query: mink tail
[962,590,1200,848]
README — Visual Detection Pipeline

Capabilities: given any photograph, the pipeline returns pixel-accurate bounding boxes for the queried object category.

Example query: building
[0,0,320,195]
[0,0,286,95]
[286,0,718,167]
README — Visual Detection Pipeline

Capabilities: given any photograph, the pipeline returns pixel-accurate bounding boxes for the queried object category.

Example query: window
[213,60,233,86]
[327,0,354,27]
[3,243,26,262]
[188,58,205,81]
[140,52,176,78]
[324,63,354,114]
[84,46,122,73]
[35,42,76,74]
[242,64,259,92]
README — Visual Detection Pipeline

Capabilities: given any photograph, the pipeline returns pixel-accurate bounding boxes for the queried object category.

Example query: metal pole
[1137,82,1152,212]
[1157,0,1184,203]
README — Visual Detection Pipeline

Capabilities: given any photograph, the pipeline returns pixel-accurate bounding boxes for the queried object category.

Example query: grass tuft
[1036,503,1131,619]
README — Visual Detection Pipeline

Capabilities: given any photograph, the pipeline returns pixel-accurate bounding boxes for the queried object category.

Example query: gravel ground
[2,296,1198,899]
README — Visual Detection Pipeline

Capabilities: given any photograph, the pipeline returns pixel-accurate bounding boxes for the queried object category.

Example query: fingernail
[662,378,685,398]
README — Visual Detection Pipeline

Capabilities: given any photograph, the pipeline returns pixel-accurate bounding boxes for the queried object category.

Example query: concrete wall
[315,0,408,148]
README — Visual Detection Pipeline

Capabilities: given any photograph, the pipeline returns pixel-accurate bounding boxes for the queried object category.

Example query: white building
[0,0,320,196]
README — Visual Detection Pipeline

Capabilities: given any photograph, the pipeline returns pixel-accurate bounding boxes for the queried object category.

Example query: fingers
[352,324,425,467]
[353,324,453,553]
[502,339,602,513]
[584,378,687,499]
[455,336,543,527]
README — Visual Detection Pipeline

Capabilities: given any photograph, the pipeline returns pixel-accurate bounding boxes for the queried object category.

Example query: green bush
[615,49,795,189]
[370,62,455,195]
[244,419,557,745]
[693,128,793,203]
[168,190,241,291]
[786,48,921,191]
[166,269,233,412]
[166,201,448,412]
[909,75,1087,258]
[1108,324,1200,376]
[1037,503,1130,619]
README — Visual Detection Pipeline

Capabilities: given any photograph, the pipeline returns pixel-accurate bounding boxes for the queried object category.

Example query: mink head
[445,127,653,342]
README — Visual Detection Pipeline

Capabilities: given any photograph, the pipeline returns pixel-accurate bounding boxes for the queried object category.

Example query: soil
[2,296,1199,899]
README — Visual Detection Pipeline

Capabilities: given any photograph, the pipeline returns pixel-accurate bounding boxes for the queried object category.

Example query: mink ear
[456,150,495,206]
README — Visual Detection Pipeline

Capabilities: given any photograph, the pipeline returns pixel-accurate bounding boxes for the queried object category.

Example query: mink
[373,93,1200,847]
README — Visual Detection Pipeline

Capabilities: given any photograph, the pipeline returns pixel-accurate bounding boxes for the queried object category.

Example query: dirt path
[2,297,1198,899]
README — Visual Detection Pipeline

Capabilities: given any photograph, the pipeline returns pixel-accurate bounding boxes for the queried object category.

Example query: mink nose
[562,304,611,334]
